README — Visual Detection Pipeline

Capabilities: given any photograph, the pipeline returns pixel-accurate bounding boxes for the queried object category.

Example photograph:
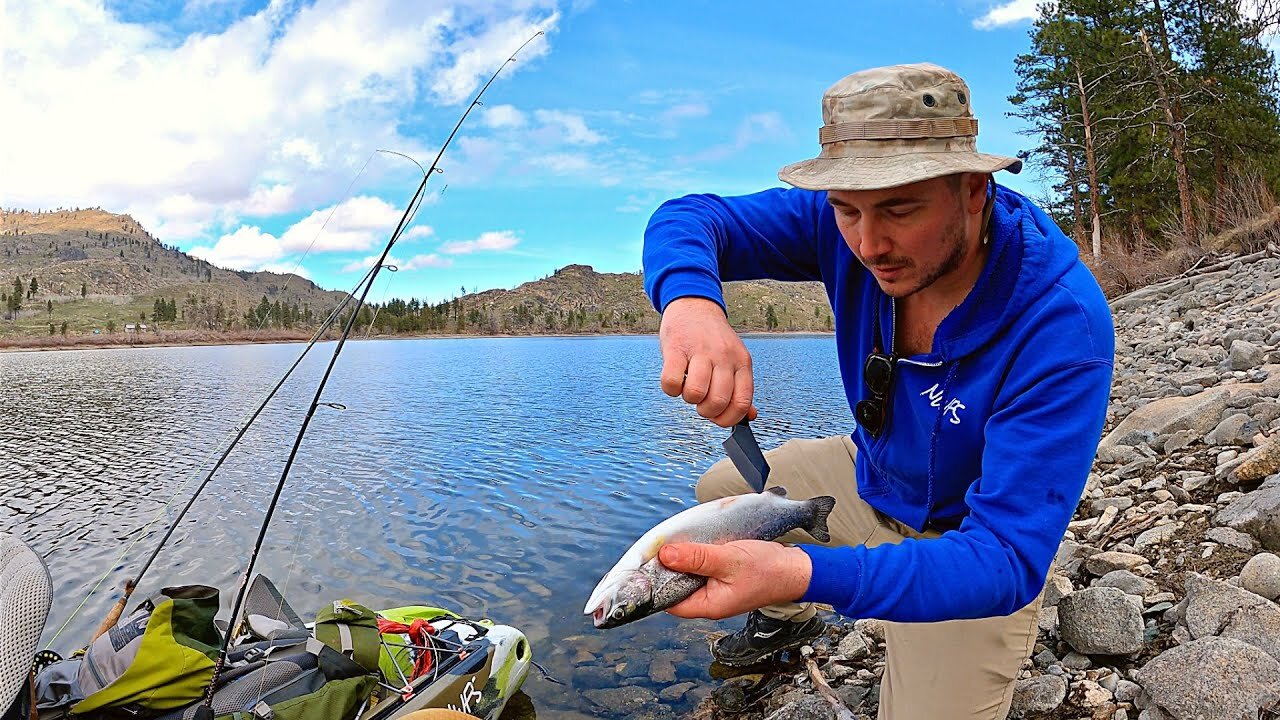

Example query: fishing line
[32,151,390,646]
[194,33,544,715]
[41,264,380,650]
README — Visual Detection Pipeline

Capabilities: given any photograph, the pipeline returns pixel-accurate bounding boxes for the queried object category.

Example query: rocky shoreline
[670,247,1280,720]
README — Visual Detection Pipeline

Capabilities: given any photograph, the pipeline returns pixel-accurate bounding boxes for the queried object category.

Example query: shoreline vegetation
[0,327,836,353]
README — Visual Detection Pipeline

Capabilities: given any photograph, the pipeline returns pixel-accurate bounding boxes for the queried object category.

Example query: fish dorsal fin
[765,486,787,497]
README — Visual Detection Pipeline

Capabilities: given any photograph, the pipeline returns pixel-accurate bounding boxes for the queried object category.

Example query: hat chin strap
[980,175,996,245]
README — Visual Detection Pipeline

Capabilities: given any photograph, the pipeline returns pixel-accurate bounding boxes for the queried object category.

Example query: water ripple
[0,334,849,717]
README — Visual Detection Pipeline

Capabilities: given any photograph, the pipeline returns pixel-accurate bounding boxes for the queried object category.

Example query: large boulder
[1008,675,1067,718]
[1215,478,1280,552]
[1136,638,1280,720]
[1101,390,1230,448]
[1058,586,1145,655]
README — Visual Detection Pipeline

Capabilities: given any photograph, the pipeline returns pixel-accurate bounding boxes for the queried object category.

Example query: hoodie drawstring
[925,361,960,524]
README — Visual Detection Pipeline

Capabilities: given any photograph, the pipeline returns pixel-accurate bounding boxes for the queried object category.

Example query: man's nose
[856,215,891,259]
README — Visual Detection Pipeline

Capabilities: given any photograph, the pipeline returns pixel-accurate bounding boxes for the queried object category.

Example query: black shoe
[711,611,825,667]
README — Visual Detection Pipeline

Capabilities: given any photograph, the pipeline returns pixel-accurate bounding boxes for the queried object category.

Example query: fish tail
[805,496,837,543]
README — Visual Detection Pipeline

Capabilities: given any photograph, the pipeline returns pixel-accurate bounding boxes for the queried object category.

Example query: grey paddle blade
[723,420,770,493]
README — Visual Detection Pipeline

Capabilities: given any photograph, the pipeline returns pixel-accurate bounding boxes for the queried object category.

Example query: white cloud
[189,225,285,269]
[683,112,789,164]
[0,0,561,242]
[974,0,1040,29]
[483,104,527,128]
[441,230,519,254]
[340,254,404,273]
[429,14,556,104]
[279,196,413,253]
[404,225,435,240]
[532,152,595,174]
[617,193,659,214]
[340,251,450,272]
[403,253,453,269]
[243,184,297,216]
[661,102,710,124]
[532,109,604,145]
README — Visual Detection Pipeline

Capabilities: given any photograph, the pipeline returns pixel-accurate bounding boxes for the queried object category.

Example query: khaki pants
[696,435,1043,720]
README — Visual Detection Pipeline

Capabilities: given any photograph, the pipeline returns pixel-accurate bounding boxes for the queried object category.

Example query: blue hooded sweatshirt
[642,184,1115,623]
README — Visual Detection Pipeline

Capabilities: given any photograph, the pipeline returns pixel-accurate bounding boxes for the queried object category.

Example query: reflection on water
[0,334,850,717]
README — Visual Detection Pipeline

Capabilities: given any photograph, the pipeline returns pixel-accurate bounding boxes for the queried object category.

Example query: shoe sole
[0,532,53,710]
[710,624,825,668]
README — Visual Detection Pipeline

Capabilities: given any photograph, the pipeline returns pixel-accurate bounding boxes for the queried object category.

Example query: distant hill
[0,208,833,340]
[0,208,348,337]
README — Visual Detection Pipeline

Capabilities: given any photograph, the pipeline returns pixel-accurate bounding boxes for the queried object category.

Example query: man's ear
[966,173,990,216]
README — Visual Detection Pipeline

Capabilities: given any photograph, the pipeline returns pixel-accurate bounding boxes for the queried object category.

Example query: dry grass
[1081,234,1205,298]
[0,328,317,352]
[1202,166,1280,252]
[0,208,142,236]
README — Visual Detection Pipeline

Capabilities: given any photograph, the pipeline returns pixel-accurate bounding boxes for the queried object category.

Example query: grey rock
[1229,339,1264,370]
[584,686,660,711]
[1215,482,1280,552]
[1136,637,1280,720]
[658,682,696,702]
[623,708,676,720]
[1044,574,1075,607]
[1205,413,1260,446]
[764,695,834,720]
[1241,552,1280,601]
[1135,523,1179,549]
[1085,551,1150,576]
[1204,526,1255,551]
[1092,497,1136,515]
[1008,675,1067,718]
[1163,429,1199,454]
[854,618,884,643]
[1037,605,1059,635]
[1183,572,1273,639]
[1058,586,1145,655]
[1097,445,1143,465]
[1096,570,1159,597]
[1101,391,1230,448]
[1219,599,1280,662]
[1114,679,1142,703]
[836,629,871,661]
[1062,651,1092,669]
[835,685,868,709]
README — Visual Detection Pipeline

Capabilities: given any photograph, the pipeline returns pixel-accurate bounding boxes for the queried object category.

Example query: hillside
[0,208,833,343]
[0,208,348,338]
[429,264,832,336]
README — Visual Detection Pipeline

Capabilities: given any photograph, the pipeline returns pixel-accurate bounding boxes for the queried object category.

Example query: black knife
[723,419,770,493]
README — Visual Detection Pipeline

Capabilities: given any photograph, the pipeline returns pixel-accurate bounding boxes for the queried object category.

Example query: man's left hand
[658,540,812,620]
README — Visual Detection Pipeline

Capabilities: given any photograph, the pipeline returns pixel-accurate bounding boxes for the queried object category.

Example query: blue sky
[1,0,1047,303]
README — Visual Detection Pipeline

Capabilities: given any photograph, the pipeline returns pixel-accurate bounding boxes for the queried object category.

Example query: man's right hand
[658,297,758,427]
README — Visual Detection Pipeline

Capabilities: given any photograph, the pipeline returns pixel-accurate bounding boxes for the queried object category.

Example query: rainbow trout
[584,487,836,629]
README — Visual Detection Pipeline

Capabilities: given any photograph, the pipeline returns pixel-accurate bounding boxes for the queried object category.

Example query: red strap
[377,618,438,681]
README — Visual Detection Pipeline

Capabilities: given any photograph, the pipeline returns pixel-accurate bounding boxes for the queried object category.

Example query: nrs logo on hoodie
[919,383,966,425]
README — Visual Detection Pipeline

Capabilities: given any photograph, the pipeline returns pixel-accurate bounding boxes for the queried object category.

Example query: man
[641,63,1115,718]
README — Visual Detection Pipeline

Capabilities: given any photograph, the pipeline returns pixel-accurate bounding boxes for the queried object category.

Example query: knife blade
[722,419,770,493]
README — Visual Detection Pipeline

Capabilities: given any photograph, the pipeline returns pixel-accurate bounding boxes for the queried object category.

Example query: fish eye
[611,607,626,620]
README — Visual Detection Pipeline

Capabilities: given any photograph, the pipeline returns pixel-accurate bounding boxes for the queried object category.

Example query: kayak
[1,531,531,720]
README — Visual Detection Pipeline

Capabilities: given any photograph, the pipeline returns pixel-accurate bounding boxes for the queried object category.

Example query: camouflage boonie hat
[778,63,1022,191]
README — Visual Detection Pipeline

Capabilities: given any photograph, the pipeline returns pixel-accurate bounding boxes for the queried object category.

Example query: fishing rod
[193,31,545,718]
[84,262,381,641]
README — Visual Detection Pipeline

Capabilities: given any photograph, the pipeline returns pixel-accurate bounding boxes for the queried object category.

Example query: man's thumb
[659,543,718,575]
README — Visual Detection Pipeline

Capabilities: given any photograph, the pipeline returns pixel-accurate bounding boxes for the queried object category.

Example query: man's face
[827,174,985,299]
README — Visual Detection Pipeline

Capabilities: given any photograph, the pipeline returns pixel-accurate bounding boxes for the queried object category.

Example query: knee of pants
[695,457,754,503]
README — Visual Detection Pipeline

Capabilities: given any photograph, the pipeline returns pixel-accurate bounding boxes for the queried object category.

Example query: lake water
[0,334,851,718]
